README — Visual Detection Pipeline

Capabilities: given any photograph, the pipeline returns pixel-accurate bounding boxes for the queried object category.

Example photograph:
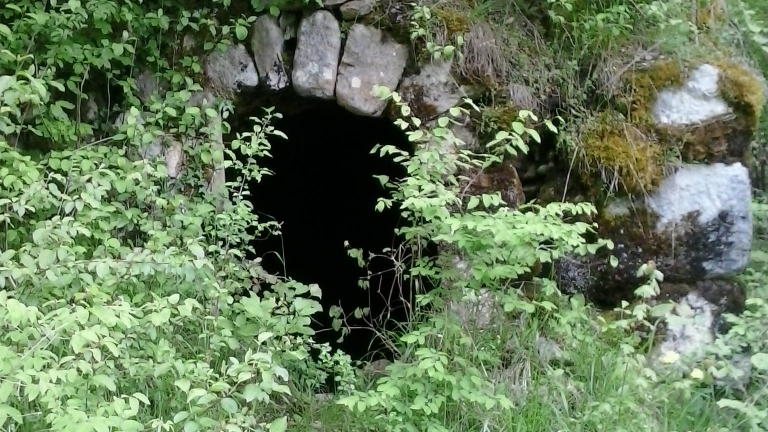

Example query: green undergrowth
[2,0,768,431]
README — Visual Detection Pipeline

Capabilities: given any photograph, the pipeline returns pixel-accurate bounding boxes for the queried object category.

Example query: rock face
[553,60,763,307]
[647,162,752,277]
[652,64,731,126]
[135,71,164,102]
[204,43,259,95]
[400,60,462,119]
[251,15,289,90]
[465,160,525,208]
[292,11,341,99]
[323,0,348,6]
[340,0,377,19]
[557,162,752,305]
[335,24,408,116]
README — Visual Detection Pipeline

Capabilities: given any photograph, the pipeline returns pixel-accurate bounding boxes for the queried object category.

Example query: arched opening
[226,98,421,363]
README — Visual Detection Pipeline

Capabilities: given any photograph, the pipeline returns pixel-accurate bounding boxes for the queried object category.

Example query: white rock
[251,15,289,90]
[335,24,408,116]
[292,11,341,99]
[647,162,752,276]
[655,292,715,362]
[399,60,461,119]
[652,63,731,126]
[204,43,259,95]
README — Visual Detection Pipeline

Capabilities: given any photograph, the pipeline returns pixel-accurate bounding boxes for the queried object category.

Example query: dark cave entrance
[226,97,421,363]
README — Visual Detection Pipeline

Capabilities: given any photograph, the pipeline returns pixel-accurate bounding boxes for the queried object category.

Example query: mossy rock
[568,57,764,198]
[556,162,752,307]
[559,206,739,307]
[575,111,665,196]
[624,58,764,161]
[462,158,525,209]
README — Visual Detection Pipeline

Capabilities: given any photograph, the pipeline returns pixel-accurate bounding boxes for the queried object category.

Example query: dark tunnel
[226,98,423,363]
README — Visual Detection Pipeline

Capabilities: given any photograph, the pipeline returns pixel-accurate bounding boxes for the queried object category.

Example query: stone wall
[124,1,767,367]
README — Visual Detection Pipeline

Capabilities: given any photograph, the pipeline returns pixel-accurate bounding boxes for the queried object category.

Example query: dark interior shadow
[233,99,420,363]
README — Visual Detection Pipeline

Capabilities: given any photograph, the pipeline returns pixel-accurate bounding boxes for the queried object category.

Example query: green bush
[2,0,768,431]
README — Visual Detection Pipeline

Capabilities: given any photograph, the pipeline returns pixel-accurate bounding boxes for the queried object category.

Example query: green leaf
[221,398,238,414]
[96,262,110,279]
[92,375,117,392]
[173,411,189,423]
[242,384,262,402]
[235,25,248,40]
[37,249,56,269]
[175,379,191,393]
[467,196,480,210]
[184,421,201,432]
[269,417,288,432]
[189,243,205,259]
[650,303,675,317]
[751,353,768,370]
[0,250,16,263]
[0,405,22,427]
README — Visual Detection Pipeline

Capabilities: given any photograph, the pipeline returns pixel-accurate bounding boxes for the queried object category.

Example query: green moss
[709,58,764,133]
[614,57,764,166]
[473,105,521,141]
[621,59,685,124]
[433,8,472,37]
[652,58,764,164]
[576,111,664,195]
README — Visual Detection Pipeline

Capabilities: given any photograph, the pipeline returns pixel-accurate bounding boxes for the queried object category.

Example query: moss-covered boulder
[557,162,752,306]
[553,58,765,307]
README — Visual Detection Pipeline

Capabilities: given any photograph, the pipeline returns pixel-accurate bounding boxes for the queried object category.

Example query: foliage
[408,4,465,62]
[2,0,768,431]
[0,1,354,431]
